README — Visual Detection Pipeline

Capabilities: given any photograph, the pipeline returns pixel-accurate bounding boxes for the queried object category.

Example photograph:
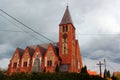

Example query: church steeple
[59,5,76,68]
[60,6,73,25]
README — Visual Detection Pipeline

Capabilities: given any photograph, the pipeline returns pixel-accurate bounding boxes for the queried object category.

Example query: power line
[0,8,54,42]
[0,12,45,43]
[0,30,23,32]
[76,34,120,36]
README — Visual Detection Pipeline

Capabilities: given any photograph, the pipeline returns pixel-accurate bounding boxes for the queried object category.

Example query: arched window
[66,25,68,32]
[47,51,53,67]
[62,43,68,54]
[13,62,17,68]
[62,25,69,32]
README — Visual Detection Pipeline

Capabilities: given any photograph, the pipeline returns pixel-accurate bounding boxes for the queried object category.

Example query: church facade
[8,6,83,74]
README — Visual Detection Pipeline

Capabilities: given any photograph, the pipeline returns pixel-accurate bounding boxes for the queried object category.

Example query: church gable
[32,46,43,59]
[44,44,59,67]
[11,48,20,62]
[11,48,20,69]
[32,46,43,72]
[21,47,32,68]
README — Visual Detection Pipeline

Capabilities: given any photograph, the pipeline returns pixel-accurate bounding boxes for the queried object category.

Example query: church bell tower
[59,6,76,67]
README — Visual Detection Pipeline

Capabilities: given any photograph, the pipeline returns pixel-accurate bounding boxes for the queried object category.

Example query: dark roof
[28,42,59,57]
[37,45,47,56]
[27,47,35,57]
[50,43,59,57]
[60,6,73,25]
[17,48,24,57]
[59,64,70,72]
[28,43,58,50]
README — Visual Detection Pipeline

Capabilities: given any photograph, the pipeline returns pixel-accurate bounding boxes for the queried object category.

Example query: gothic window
[62,44,64,54]
[62,33,68,54]
[62,43,68,54]
[64,45,66,53]
[23,62,27,67]
[47,51,53,67]
[13,62,17,68]
[62,36,68,43]
[50,61,52,66]
[63,26,65,32]
[64,38,68,43]
[62,25,69,32]
[65,43,68,54]
[47,60,52,67]
[66,25,68,32]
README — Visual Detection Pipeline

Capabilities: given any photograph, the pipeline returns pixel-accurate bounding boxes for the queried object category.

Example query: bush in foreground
[0,71,104,80]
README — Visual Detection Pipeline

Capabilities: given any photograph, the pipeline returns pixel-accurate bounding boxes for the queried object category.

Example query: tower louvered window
[62,25,68,32]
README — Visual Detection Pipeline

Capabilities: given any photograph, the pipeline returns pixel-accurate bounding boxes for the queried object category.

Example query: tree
[116,74,120,80]
[80,65,88,74]
[111,73,118,80]
[104,69,107,79]
[107,70,110,78]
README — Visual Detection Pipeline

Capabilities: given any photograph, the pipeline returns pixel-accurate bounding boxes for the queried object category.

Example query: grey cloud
[0,44,14,59]
[81,35,120,64]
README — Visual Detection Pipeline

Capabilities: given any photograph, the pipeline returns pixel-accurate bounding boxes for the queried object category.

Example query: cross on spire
[67,0,68,7]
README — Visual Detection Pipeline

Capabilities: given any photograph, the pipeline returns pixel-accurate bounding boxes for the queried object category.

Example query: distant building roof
[114,72,120,76]
[87,70,97,75]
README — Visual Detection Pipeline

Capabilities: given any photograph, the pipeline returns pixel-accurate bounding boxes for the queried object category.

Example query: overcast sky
[0,0,120,73]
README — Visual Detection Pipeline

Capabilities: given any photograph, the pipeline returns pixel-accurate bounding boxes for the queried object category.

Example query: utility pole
[97,61,104,77]
[104,59,106,70]
[104,59,107,78]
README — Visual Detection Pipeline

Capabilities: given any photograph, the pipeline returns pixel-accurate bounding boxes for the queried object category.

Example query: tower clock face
[62,33,68,39]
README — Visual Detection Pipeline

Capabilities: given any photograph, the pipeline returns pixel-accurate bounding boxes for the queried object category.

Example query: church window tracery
[47,51,53,67]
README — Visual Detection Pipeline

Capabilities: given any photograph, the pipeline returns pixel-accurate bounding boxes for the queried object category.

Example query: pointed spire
[60,6,73,25]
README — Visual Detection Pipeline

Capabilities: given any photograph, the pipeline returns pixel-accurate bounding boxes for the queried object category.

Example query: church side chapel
[8,6,83,74]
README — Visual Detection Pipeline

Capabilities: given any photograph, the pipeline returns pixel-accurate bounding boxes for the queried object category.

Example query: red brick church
[8,6,83,74]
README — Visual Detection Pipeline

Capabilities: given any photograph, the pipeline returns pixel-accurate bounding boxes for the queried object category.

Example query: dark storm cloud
[81,34,120,62]
[0,0,64,60]
[0,44,14,59]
